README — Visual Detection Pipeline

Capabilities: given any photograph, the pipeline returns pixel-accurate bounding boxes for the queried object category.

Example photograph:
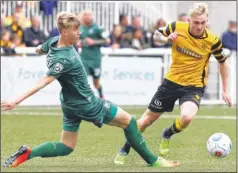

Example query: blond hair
[56,11,80,33]
[188,3,209,17]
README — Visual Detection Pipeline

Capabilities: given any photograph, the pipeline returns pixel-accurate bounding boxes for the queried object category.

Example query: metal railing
[1,1,176,35]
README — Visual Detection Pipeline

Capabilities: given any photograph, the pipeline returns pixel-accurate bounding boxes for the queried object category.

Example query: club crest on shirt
[54,63,64,73]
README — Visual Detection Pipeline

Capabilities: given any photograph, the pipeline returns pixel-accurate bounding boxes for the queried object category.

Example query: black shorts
[148,79,205,113]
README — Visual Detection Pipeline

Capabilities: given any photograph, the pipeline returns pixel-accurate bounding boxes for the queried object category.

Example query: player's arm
[84,27,110,46]
[35,44,46,54]
[212,39,232,107]
[153,22,178,44]
[1,75,56,111]
[36,37,58,54]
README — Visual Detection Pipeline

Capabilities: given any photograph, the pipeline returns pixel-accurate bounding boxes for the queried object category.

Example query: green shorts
[81,60,101,79]
[62,99,118,132]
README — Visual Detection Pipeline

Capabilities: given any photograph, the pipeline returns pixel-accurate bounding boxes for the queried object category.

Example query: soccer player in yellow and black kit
[114,3,232,165]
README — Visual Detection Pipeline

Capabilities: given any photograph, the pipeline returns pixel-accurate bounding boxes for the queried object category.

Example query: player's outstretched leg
[3,145,31,167]
[109,107,180,167]
[159,101,198,156]
[114,109,162,165]
[3,130,77,168]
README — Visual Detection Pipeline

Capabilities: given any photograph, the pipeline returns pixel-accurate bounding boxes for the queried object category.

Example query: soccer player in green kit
[78,9,109,98]
[1,11,179,168]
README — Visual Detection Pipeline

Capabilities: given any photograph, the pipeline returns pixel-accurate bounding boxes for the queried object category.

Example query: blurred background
[1,1,237,106]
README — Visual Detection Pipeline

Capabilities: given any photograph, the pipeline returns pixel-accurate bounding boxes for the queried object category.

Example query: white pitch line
[1,111,236,120]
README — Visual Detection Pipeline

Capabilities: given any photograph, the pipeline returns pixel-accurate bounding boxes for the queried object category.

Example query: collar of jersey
[188,28,208,39]
[50,40,73,51]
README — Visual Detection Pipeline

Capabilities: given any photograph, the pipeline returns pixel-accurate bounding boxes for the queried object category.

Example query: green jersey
[41,37,104,119]
[80,23,107,62]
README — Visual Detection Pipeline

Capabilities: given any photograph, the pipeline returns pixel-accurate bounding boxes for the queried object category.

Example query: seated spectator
[11,33,26,48]
[151,18,171,48]
[23,16,47,47]
[1,30,12,48]
[122,16,150,46]
[221,20,237,51]
[5,12,24,42]
[49,27,59,38]
[1,30,15,55]
[178,13,189,22]
[107,24,123,49]
[131,29,147,50]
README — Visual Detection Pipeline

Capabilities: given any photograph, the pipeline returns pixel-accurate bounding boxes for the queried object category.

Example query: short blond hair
[188,3,209,17]
[56,11,80,33]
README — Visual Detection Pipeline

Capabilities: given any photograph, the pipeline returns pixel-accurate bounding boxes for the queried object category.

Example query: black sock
[121,141,131,154]
[163,121,182,139]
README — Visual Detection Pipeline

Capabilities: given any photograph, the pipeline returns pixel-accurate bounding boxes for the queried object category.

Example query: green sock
[28,142,73,160]
[124,118,158,164]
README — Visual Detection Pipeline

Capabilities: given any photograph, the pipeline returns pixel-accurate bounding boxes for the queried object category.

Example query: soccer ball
[207,133,232,158]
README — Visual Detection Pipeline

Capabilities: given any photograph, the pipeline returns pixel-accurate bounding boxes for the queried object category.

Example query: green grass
[1,106,237,172]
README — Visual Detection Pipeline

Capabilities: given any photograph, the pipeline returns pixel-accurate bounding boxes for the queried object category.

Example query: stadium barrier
[1,48,236,106]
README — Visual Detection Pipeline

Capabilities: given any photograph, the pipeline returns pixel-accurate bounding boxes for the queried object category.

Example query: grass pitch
[1,105,237,172]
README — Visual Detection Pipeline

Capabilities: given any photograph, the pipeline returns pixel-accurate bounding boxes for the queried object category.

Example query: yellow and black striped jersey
[158,21,226,87]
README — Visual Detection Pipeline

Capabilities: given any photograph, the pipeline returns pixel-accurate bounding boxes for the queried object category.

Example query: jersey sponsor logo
[54,63,64,73]
[176,45,202,58]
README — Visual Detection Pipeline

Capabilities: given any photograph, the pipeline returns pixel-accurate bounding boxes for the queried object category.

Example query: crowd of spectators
[1,1,237,55]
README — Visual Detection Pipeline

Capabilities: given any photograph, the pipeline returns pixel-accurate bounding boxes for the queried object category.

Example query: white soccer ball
[207,133,232,158]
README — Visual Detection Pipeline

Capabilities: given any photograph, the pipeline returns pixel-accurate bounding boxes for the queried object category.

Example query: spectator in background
[178,13,189,22]
[4,3,31,29]
[131,28,146,50]
[151,18,170,48]
[1,30,15,55]
[0,17,4,34]
[221,20,237,51]
[23,16,47,47]
[119,14,129,33]
[11,33,26,48]
[122,16,149,48]
[1,30,12,48]
[40,0,57,16]
[107,24,123,49]
[49,27,59,38]
[5,12,24,42]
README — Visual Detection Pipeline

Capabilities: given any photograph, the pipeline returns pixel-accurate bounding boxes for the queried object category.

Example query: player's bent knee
[180,114,194,125]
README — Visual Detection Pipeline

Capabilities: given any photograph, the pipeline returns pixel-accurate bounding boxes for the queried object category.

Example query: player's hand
[168,32,179,43]
[1,101,17,111]
[84,37,96,46]
[222,91,232,107]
